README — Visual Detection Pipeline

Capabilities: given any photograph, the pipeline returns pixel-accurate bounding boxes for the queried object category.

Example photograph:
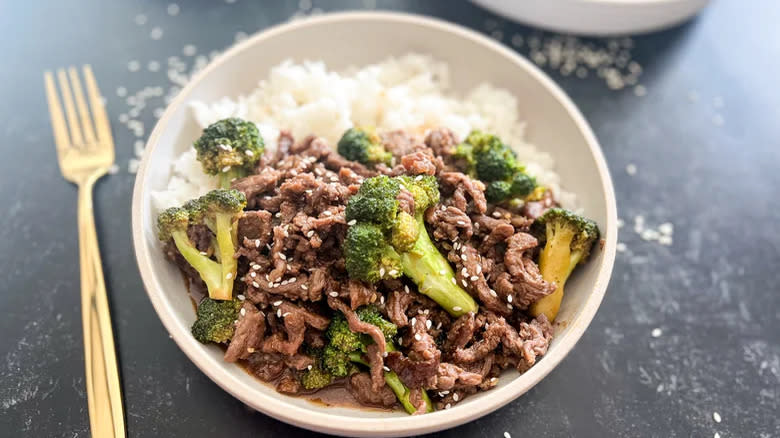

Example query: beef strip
[366,344,387,392]
[426,205,473,242]
[502,232,555,309]
[328,298,387,355]
[224,303,265,362]
[347,373,397,408]
[439,172,487,214]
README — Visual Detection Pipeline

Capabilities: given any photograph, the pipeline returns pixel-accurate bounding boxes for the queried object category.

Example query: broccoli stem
[384,371,435,414]
[171,230,224,296]
[213,213,237,300]
[218,168,245,189]
[400,217,478,317]
[529,225,581,321]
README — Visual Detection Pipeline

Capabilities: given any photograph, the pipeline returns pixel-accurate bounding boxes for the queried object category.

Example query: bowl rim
[131,10,617,437]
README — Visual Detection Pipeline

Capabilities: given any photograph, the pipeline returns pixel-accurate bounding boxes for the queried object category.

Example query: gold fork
[44,66,125,438]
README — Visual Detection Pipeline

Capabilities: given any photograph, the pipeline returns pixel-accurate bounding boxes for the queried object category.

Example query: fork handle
[78,174,126,438]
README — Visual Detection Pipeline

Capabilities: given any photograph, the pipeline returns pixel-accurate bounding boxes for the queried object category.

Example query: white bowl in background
[472,0,710,36]
[132,11,617,437]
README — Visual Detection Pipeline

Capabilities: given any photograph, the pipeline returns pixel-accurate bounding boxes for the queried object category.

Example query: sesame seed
[281,279,289,286]
[490,289,498,297]
[273,301,282,306]
[492,211,501,218]
[470,276,478,281]
[436,322,442,330]
[388,269,398,276]
[379,267,386,277]
[504,433,511,438]
[456,220,465,226]
[240,308,246,316]
[282,312,291,318]
[222,166,231,173]
[278,253,287,260]
[289,277,296,283]
[445,403,451,409]
[461,268,468,276]
[199,251,207,256]
[461,280,468,287]
[301,284,308,290]
[268,282,274,288]
[414,334,422,341]
[250,272,257,278]
[453,393,459,401]
[415,175,423,181]
[308,365,313,371]
[323,210,333,216]
[306,230,315,237]
[245,150,254,157]
[252,265,261,270]
[382,351,388,357]
[277,309,282,318]
[439,269,447,275]
[255,239,261,248]
[252,282,259,288]
[411,317,417,327]
[491,377,498,383]
[383,366,390,372]
[507,304,513,310]
[452,306,462,312]
[651,328,662,338]
[507,295,513,303]
[476,265,482,274]
[461,254,467,261]
[237,294,245,301]
[713,412,721,423]
[380,295,385,304]
[273,283,280,288]
[404,285,410,293]
[451,278,457,285]
[329,291,339,297]
[275,212,282,218]
[426,320,432,329]
[347,219,357,226]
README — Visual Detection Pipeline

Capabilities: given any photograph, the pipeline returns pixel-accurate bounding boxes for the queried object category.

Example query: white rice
[152,53,574,211]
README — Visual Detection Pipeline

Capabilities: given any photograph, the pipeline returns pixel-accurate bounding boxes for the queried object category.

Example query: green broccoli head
[344,175,478,317]
[356,306,397,341]
[484,180,512,203]
[465,130,518,182]
[345,175,400,226]
[529,208,601,322]
[344,223,403,283]
[300,366,333,390]
[191,298,241,344]
[533,208,600,264]
[325,313,365,353]
[337,127,392,167]
[157,206,190,241]
[322,345,351,377]
[397,175,440,215]
[510,172,537,198]
[157,189,246,301]
[193,117,264,187]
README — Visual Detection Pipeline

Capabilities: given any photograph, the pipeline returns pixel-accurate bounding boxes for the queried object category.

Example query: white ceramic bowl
[132,11,617,437]
[472,0,710,36]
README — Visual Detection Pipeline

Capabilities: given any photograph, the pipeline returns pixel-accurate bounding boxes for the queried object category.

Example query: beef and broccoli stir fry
[157,118,600,414]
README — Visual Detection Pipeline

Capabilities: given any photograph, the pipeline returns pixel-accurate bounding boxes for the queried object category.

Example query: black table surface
[1,1,778,437]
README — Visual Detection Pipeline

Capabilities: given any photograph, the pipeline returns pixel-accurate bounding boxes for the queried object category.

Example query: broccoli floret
[344,175,478,317]
[157,188,247,301]
[193,117,264,188]
[464,130,518,182]
[325,313,366,353]
[529,208,600,321]
[485,180,511,203]
[337,127,392,168]
[321,307,433,414]
[191,298,242,344]
[456,130,538,203]
[356,306,398,341]
[509,172,537,198]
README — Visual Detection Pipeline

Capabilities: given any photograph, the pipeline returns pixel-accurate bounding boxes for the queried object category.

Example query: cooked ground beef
[172,128,558,413]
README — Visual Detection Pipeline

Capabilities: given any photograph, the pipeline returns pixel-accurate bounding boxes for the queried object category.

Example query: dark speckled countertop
[1,1,778,437]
